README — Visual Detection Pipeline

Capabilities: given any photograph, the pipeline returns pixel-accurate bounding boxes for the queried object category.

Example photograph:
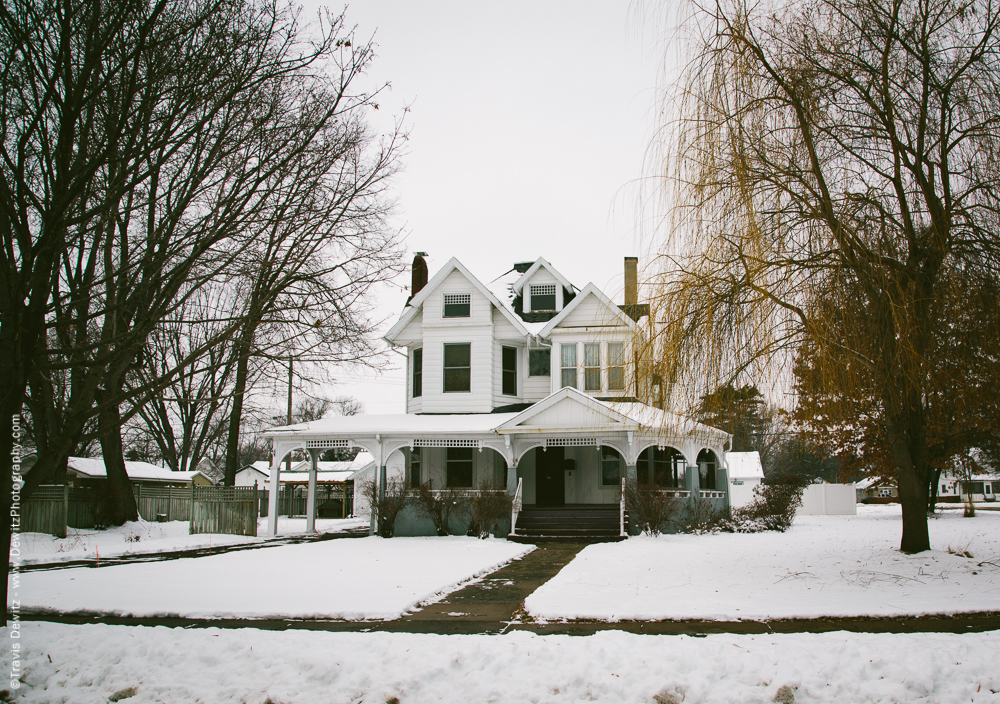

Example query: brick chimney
[619,257,649,321]
[411,252,428,296]
[624,257,638,306]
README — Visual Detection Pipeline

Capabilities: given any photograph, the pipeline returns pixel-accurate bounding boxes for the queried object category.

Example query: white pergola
[261,387,731,537]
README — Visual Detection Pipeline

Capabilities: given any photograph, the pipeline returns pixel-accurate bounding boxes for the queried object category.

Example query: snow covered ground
[14,537,532,620]
[526,504,1000,621]
[11,517,368,566]
[6,622,1000,704]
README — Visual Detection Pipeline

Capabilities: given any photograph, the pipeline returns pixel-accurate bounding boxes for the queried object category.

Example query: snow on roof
[265,413,522,438]
[484,267,549,337]
[67,457,203,483]
[614,402,731,440]
[726,452,764,479]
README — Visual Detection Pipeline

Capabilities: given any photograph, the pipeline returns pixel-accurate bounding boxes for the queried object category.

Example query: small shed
[726,451,764,509]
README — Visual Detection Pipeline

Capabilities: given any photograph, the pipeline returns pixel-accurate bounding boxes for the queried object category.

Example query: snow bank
[10,517,368,566]
[7,622,1000,704]
[14,537,531,620]
[526,505,1000,621]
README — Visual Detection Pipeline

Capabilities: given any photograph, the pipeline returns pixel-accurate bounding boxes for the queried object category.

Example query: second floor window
[608,342,625,391]
[443,343,471,392]
[528,349,551,377]
[412,348,423,398]
[443,293,471,317]
[502,346,517,396]
[584,343,601,391]
[560,343,577,388]
[529,284,556,311]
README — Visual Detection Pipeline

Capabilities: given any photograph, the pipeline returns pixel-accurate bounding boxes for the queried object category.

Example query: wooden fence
[190,486,258,536]
[21,481,354,537]
[257,484,353,518]
[133,485,192,522]
[22,486,101,536]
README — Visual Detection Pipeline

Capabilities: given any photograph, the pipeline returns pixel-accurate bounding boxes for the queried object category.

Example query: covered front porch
[262,387,732,538]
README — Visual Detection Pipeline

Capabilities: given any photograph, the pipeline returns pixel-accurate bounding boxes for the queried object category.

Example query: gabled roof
[539,282,638,337]
[726,451,764,480]
[497,387,637,433]
[67,457,208,484]
[511,257,576,295]
[384,257,530,344]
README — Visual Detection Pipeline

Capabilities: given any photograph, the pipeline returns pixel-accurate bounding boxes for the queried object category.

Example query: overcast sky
[303,1,677,413]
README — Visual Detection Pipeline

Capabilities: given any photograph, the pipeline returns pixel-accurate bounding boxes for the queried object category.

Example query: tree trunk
[98,403,139,525]
[928,467,941,515]
[885,415,931,553]
[223,321,256,486]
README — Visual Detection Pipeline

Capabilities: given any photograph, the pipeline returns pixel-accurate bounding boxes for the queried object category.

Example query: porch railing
[510,478,523,536]
[620,478,626,536]
[698,490,725,499]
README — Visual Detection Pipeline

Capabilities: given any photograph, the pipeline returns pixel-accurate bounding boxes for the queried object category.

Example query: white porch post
[267,455,282,538]
[506,462,518,496]
[306,448,320,533]
[626,464,637,483]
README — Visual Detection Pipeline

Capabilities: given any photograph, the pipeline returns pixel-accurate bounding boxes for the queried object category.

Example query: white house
[263,255,733,539]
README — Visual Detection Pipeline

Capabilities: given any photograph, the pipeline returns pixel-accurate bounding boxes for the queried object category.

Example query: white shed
[726,451,764,508]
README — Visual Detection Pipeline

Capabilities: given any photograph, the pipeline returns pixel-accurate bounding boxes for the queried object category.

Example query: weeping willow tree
[649,0,1000,553]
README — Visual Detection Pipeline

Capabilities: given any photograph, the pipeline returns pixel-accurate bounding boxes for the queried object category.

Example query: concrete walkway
[19,539,1000,635]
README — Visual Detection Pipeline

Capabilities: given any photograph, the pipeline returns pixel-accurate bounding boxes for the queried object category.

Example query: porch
[262,387,732,539]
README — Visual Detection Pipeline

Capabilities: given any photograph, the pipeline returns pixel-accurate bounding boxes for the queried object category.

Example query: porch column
[267,457,282,538]
[685,463,700,495]
[306,448,320,534]
[506,463,518,496]
[625,464,637,483]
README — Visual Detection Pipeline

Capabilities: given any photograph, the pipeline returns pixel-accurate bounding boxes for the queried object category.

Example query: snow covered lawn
[526,505,1000,621]
[13,537,531,620]
[11,517,368,566]
[7,622,1000,704]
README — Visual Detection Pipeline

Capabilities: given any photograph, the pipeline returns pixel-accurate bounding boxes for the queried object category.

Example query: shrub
[464,477,513,539]
[680,495,727,534]
[359,476,409,538]
[413,483,467,536]
[721,476,805,533]
[624,478,684,536]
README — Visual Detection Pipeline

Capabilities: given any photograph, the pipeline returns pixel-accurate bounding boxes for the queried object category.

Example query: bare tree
[1,0,402,619]
[650,0,1000,553]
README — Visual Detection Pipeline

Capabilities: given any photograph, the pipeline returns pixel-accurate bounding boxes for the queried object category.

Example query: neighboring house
[65,457,212,489]
[937,470,1000,503]
[263,255,733,538]
[726,452,764,509]
[855,477,898,502]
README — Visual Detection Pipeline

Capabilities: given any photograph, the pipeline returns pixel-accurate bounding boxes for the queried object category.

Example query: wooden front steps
[509,506,625,544]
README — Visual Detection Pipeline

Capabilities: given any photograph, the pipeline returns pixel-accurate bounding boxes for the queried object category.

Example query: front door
[535,447,565,507]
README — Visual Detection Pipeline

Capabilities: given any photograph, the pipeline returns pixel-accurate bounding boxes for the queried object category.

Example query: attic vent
[443,293,471,318]
[529,284,556,311]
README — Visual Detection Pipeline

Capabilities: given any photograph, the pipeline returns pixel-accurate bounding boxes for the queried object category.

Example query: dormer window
[443,293,471,317]
[529,284,556,311]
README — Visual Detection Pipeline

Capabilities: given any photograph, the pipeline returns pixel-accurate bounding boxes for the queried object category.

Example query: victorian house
[263,255,732,540]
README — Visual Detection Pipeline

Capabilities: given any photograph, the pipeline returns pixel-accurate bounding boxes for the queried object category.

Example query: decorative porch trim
[544,437,597,447]
[305,439,350,449]
[412,438,482,449]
